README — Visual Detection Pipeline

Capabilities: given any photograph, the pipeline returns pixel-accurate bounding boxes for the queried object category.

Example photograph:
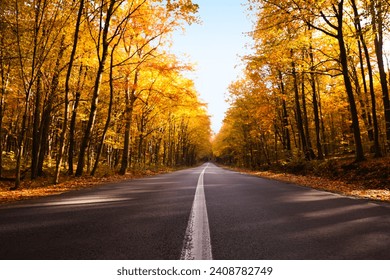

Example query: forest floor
[226,155,390,203]
[0,167,177,204]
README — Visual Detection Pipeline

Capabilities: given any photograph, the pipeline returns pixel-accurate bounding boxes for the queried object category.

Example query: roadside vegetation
[213,0,390,202]
[223,156,390,203]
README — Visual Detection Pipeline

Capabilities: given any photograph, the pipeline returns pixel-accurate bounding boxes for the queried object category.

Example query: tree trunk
[14,94,30,189]
[120,71,139,175]
[91,46,117,176]
[354,8,381,157]
[0,58,10,178]
[278,70,291,153]
[357,40,374,141]
[350,56,372,140]
[75,0,114,177]
[31,71,43,179]
[336,1,365,161]
[300,57,315,160]
[68,65,85,175]
[308,36,324,160]
[67,91,81,175]
[291,52,309,159]
[54,0,85,183]
[14,0,38,189]
[370,0,390,149]
[37,36,66,177]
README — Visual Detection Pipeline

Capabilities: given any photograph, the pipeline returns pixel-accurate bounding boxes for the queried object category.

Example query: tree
[216,0,390,168]
[75,0,133,176]
[246,0,365,162]
[0,0,208,186]
[369,0,390,149]
[54,0,85,183]
[0,8,12,177]
[351,0,381,157]
[10,0,73,188]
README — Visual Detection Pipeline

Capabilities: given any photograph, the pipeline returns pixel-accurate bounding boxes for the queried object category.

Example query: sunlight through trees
[0,0,212,188]
[214,0,390,168]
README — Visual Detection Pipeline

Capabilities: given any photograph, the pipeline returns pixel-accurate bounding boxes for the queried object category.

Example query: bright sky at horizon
[171,0,253,134]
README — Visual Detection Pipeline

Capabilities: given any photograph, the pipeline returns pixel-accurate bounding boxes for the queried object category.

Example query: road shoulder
[220,165,390,204]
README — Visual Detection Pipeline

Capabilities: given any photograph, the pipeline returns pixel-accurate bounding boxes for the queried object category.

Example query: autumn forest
[214,0,390,177]
[1,0,390,193]
[0,0,213,189]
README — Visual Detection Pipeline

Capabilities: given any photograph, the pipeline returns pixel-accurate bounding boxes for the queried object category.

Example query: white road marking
[181,163,212,260]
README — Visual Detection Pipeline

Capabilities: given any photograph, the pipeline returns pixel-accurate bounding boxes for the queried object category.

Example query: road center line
[180,163,212,260]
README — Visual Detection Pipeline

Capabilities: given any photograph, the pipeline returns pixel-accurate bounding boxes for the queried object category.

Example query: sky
[171,0,253,134]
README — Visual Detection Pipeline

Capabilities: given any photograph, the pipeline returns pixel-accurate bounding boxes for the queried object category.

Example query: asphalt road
[1,163,389,259]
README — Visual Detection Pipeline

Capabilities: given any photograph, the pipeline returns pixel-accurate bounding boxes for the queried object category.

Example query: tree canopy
[0,0,212,188]
[214,0,390,168]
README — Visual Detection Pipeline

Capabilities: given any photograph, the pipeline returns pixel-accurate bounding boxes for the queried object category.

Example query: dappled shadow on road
[205,172,390,260]
[0,170,201,260]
